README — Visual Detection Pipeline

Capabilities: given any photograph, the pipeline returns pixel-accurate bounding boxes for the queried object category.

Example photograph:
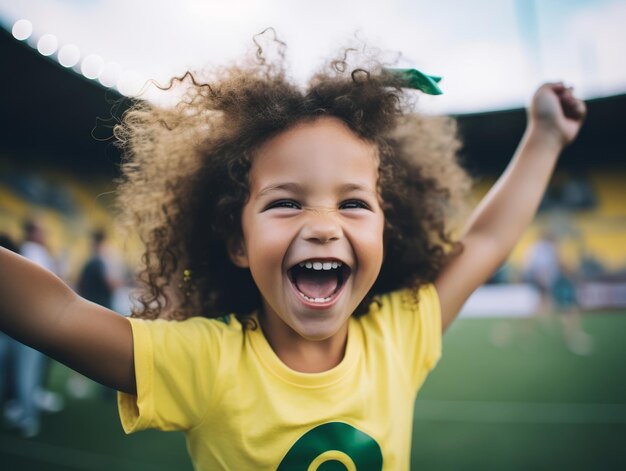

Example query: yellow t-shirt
[119,284,441,470]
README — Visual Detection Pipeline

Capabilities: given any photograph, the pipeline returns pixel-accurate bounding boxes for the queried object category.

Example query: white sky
[2,0,625,113]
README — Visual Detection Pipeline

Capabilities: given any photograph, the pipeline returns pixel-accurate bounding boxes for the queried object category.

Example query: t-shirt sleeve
[385,284,442,393]
[118,317,223,433]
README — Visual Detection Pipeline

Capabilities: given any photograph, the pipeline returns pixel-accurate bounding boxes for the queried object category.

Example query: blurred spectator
[561,175,596,210]
[552,263,594,355]
[3,220,63,438]
[524,232,593,355]
[579,248,606,281]
[540,174,596,211]
[77,229,122,310]
[0,234,19,414]
[523,231,560,314]
[20,220,57,271]
[70,229,124,400]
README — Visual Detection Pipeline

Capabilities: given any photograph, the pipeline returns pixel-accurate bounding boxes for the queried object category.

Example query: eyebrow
[255,182,377,200]
[255,183,303,200]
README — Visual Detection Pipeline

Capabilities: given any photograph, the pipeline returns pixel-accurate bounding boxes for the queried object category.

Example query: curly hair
[115,32,471,323]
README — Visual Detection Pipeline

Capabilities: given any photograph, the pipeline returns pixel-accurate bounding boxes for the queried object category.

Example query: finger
[555,84,584,116]
[549,82,566,93]
[574,99,587,119]
[563,97,586,120]
[565,88,586,118]
[562,91,577,105]
[555,84,573,98]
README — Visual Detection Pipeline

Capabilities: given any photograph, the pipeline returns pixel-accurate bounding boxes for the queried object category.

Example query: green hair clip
[382,68,443,95]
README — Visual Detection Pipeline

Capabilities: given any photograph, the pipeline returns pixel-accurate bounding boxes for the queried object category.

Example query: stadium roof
[1,26,126,174]
[3,0,626,114]
[2,25,624,176]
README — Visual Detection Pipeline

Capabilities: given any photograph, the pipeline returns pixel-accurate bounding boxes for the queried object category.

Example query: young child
[0,40,585,469]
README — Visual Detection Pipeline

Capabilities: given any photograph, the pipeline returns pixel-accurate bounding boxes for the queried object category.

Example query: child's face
[231,117,385,343]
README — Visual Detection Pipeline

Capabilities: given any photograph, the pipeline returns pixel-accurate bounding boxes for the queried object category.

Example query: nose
[300,207,341,244]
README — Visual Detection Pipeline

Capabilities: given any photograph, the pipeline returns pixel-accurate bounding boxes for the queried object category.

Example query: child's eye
[340,199,370,210]
[265,199,301,210]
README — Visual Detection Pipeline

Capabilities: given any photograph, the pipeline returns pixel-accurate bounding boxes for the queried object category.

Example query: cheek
[370,215,386,263]
[349,215,385,269]
[243,217,293,269]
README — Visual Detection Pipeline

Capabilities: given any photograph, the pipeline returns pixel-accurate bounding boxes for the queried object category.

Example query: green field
[1,313,625,470]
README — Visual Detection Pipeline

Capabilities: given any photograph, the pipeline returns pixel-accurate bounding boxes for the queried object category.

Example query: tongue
[294,270,339,299]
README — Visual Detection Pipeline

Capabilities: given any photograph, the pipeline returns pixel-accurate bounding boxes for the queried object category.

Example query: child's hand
[528,83,586,148]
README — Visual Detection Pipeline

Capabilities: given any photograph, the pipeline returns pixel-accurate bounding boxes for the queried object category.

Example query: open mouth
[288,259,351,304]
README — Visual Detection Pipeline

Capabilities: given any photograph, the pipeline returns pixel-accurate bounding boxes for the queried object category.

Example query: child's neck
[259,317,349,373]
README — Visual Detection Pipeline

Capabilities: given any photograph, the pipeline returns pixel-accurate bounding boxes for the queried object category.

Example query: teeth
[296,260,343,271]
[297,292,332,303]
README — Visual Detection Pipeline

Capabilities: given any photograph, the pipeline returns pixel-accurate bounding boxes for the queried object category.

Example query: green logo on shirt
[277,422,382,470]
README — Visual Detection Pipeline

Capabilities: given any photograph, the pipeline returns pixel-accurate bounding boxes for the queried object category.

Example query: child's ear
[227,238,249,268]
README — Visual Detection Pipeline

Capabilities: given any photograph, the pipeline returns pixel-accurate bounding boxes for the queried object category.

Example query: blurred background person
[552,260,594,355]
[69,228,125,400]
[523,229,593,355]
[523,230,560,317]
[3,220,64,438]
[0,234,19,419]
[77,229,123,311]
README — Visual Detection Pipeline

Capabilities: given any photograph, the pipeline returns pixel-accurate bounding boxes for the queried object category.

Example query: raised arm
[435,83,586,332]
[0,247,136,393]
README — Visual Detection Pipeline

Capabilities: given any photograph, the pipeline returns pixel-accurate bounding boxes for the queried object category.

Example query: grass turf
[1,312,624,470]
[412,312,626,470]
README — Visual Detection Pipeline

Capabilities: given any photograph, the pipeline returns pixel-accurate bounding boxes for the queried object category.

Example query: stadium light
[81,54,104,80]
[37,34,58,56]
[12,19,33,41]
[11,16,126,92]
[58,44,81,68]
[99,62,123,88]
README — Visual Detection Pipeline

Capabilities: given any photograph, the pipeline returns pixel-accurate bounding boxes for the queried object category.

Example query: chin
[292,314,347,342]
